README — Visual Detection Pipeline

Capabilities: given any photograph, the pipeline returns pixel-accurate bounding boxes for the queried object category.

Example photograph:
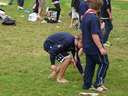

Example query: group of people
[8,0,61,23]
[6,0,113,93]
[43,0,113,93]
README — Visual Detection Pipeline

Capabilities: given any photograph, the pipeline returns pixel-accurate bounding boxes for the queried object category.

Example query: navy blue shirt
[47,32,75,50]
[100,0,111,18]
[81,13,103,55]
[44,32,75,64]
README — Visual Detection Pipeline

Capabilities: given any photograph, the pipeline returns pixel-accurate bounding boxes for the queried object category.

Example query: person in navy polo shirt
[81,0,109,92]
[43,32,83,83]
[100,0,113,46]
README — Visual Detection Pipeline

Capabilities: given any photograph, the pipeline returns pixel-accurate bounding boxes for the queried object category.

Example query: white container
[28,12,37,22]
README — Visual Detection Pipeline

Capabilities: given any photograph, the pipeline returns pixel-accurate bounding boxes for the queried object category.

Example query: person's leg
[83,54,96,89]
[33,0,39,13]
[17,0,24,7]
[48,64,60,79]
[94,54,109,88]
[54,3,61,22]
[19,0,24,7]
[57,55,72,83]
[103,20,113,43]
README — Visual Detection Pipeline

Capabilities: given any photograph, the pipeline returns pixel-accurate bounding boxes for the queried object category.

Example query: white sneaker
[17,6,24,10]
[101,85,108,91]
[58,20,62,23]
[94,86,105,93]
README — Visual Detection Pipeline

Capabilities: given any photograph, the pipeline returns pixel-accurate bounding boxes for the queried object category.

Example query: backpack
[0,9,16,25]
[2,17,16,25]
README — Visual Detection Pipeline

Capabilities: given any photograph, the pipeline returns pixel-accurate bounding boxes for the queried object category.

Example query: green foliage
[0,0,128,96]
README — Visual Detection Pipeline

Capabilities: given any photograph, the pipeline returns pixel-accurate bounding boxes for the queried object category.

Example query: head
[88,0,103,12]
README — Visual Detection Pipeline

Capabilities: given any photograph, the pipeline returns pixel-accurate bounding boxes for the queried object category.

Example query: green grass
[0,0,128,96]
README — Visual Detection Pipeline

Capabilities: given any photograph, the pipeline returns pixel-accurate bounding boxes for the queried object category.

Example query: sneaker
[101,85,108,91]
[104,41,112,47]
[17,6,24,10]
[57,78,69,83]
[58,20,62,23]
[94,86,105,93]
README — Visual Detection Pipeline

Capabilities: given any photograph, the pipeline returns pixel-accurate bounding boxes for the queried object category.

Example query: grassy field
[0,0,128,96]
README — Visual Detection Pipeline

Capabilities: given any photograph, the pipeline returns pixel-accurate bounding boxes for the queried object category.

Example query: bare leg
[57,57,72,83]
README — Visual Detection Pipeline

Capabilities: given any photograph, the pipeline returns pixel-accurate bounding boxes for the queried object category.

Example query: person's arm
[92,34,107,55]
[106,0,112,20]
[107,9,112,20]
[50,54,56,65]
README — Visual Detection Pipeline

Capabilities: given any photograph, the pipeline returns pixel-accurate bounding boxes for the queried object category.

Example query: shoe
[104,41,112,47]
[57,78,69,83]
[101,85,108,91]
[93,86,105,93]
[17,6,24,10]
[57,20,62,23]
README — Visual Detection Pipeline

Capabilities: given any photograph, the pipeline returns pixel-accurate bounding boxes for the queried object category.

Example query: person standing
[33,0,46,20]
[70,0,80,28]
[52,0,61,22]
[81,0,109,92]
[100,0,113,46]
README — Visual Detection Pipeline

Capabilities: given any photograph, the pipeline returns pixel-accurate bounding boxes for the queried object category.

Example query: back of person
[47,32,74,47]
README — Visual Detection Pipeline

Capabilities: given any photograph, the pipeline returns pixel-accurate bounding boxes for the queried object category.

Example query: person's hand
[99,47,107,55]
[109,15,112,21]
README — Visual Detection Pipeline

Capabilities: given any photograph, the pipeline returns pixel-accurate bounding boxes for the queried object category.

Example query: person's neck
[86,8,97,14]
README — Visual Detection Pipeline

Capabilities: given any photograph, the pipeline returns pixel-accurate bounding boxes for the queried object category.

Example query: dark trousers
[103,19,113,43]
[54,3,61,22]
[33,0,39,13]
[17,0,24,7]
[83,53,109,89]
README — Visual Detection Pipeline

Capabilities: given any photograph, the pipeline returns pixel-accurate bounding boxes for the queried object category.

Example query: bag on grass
[2,17,16,25]
[0,9,16,25]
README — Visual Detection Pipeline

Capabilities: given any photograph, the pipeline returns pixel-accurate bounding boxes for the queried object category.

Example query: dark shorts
[55,52,69,63]
[44,39,70,63]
